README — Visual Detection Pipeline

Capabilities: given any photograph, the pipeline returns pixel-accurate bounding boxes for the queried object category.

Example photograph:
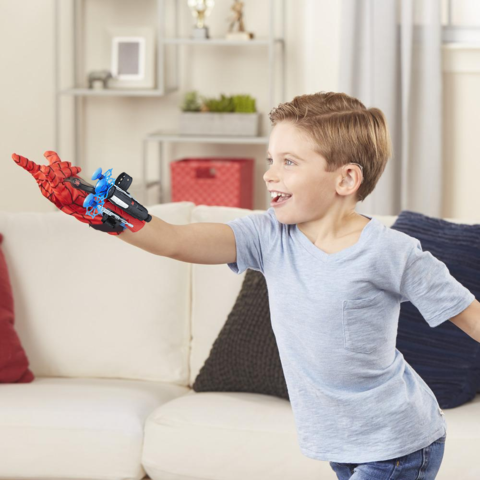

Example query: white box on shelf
[179,112,260,136]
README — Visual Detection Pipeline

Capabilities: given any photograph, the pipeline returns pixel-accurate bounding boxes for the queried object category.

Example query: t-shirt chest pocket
[342,290,388,354]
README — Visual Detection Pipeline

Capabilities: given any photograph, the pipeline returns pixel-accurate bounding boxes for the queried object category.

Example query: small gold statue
[188,0,215,40]
[226,0,254,41]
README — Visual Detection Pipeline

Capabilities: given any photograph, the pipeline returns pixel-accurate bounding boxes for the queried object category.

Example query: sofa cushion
[0,232,34,383]
[0,376,189,480]
[142,390,331,480]
[142,387,480,480]
[0,202,194,383]
[188,205,268,387]
[193,268,288,399]
[391,210,480,408]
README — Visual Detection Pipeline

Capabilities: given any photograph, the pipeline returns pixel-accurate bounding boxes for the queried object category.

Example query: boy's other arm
[117,214,237,265]
[450,298,480,341]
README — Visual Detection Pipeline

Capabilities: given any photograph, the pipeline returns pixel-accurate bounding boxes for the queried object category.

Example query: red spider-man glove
[12,151,147,235]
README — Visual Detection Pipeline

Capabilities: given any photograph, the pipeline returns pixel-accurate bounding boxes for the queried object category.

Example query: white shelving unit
[141,131,270,204]
[54,0,286,207]
[54,0,176,165]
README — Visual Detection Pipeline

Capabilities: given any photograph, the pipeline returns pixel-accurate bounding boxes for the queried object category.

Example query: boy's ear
[337,168,361,197]
[341,175,354,187]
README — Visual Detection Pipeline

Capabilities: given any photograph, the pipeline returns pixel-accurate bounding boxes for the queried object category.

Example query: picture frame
[106,26,156,89]
[112,36,146,81]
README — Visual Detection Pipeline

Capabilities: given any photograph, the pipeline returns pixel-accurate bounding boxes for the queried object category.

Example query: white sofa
[0,201,479,480]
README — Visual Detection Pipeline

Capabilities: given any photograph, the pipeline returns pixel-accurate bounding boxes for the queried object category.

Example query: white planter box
[179,112,260,136]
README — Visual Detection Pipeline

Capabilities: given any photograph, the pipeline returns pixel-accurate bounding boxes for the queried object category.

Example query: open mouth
[271,194,292,206]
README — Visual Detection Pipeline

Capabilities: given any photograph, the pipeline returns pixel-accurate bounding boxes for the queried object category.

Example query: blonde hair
[268,91,392,202]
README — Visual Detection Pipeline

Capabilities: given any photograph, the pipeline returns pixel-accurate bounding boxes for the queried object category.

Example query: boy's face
[264,121,348,225]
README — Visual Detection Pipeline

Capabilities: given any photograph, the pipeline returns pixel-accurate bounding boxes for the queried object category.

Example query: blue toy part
[84,167,116,221]
[83,193,103,219]
[95,177,108,194]
[83,193,96,209]
[91,167,113,183]
[83,166,133,230]
[83,195,131,229]
[93,168,114,196]
[92,167,103,181]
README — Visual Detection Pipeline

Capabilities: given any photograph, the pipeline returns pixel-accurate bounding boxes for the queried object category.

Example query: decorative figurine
[226,0,254,41]
[187,0,215,40]
[88,70,113,89]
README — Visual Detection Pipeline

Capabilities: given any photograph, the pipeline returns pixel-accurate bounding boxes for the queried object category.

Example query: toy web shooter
[64,167,152,233]
[11,150,151,235]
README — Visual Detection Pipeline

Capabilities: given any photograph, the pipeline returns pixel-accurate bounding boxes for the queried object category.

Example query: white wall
[442,45,480,219]
[1,0,478,220]
[1,0,58,213]
[0,0,340,213]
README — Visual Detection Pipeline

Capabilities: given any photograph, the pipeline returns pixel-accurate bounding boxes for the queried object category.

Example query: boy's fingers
[39,164,55,182]
[44,150,63,166]
[44,151,81,176]
[11,153,41,175]
[55,161,78,176]
[39,165,64,188]
[39,162,81,186]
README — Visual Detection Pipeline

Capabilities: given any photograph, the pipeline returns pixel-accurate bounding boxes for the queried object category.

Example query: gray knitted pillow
[192,268,289,400]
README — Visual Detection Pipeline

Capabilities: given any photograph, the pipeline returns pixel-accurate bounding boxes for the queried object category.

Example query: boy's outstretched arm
[117,216,237,265]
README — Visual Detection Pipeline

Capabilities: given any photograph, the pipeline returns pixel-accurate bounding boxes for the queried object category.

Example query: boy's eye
[266,157,295,166]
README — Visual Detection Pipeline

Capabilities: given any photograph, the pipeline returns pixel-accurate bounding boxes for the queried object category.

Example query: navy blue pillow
[391,210,480,409]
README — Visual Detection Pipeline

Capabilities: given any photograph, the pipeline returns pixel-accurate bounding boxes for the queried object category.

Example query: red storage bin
[170,157,254,209]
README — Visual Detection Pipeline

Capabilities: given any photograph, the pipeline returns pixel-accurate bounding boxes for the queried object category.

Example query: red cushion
[0,233,34,383]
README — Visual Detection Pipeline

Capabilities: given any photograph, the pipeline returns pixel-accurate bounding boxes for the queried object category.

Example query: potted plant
[179,91,260,136]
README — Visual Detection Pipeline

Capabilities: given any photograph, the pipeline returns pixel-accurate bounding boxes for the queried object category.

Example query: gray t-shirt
[226,207,475,464]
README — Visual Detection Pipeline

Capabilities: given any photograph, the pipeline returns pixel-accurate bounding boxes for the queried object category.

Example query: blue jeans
[329,433,446,480]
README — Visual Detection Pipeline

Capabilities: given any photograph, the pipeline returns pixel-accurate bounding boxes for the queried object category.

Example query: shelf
[163,37,285,46]
[60,87,179,97]
[55,0,285,207]
[145,131,269,144]
[442,42,480,50]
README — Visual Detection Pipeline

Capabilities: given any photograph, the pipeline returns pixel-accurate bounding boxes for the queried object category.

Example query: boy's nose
[263,170,278,183]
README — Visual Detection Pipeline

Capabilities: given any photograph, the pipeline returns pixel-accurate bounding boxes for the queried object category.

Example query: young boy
[14,91,477,479]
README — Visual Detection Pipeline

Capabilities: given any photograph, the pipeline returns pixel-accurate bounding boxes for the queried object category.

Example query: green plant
[232,94,256,113]
[181,91,257,113]
[180,90,202,112]
[201,94,236,112]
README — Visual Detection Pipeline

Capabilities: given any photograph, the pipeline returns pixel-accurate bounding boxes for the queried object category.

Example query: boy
[13,91,478,479]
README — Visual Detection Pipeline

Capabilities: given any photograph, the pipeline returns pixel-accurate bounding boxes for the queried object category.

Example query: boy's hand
[12,151,94,219]
[12,151,145,235]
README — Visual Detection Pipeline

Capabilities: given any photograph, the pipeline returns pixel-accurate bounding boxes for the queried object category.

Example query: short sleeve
[226,209,276,275]
[400,239,476,328]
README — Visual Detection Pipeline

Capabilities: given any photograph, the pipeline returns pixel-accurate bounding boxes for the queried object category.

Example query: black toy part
[106,186,151,222]
[105,173,152,223]
[88,212,126,233]
[63,177,95,194]
[115,172,133,191]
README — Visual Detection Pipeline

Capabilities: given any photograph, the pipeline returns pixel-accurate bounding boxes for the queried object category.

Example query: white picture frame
[106,26,156,89]
[112,36,146,81]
